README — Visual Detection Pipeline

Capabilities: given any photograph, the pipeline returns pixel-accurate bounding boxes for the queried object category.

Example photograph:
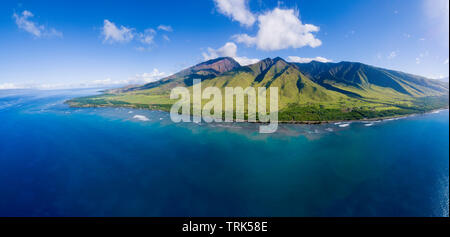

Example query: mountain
[108,57,240,93]
[295,61,448,98]
[67,57,449,122]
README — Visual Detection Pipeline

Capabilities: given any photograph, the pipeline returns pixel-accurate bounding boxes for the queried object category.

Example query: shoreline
[275,107,449,125]
[67,102,449,125]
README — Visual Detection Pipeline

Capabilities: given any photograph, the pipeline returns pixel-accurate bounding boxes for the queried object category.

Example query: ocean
[0,88,448,217]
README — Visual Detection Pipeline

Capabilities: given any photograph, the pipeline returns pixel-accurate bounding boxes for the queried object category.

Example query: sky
[0,0,448,89]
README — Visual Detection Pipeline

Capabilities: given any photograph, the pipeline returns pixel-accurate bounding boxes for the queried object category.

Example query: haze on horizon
[0,0,448,90]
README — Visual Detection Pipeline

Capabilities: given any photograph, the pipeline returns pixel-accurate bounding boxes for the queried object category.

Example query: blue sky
[0,0,448,89]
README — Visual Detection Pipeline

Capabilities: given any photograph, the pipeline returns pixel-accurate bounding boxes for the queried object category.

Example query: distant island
[66,57,449,122]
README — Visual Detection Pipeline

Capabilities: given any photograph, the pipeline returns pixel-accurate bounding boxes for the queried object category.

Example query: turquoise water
[0,89,448,217]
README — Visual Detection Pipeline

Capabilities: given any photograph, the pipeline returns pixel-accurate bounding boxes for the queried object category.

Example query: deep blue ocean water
[0,89,448,217]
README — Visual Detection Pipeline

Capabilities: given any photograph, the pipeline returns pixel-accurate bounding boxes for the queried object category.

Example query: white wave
[431,110,444,114]
[338,123,350,127]
[364,123,374,127]
[385,117,402,121]
[133,115,150,121]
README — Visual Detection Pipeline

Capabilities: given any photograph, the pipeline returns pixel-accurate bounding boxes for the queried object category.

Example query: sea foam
[133,115,150,121]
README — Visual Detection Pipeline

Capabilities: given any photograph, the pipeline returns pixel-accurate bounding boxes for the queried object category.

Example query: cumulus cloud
[202,42,237,59]
[234,8,321,51]
[287,56,332,63]
[74,71,167,87]
[414,51,429,65]
[102,21,172,46]
[233,56,260,66]
[102,19,134,43]
[157,25,173,32]
[202,42,259,66]
[214,0,256,27]
[131,69,168,83]
[13,10,62,38]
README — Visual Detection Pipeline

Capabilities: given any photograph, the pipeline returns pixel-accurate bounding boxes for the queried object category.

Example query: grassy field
[66,88,448,122]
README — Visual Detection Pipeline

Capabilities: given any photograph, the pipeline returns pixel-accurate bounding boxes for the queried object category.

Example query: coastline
[275,107,449,124]
[66,101,449,125]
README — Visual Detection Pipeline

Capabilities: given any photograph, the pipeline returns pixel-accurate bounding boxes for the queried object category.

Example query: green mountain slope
[295,61,448,99]
[67,57,449,122]
[108,57,241,94]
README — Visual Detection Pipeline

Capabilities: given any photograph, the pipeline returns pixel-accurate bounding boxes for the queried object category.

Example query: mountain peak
[198,57,237,65]
[272,57,289,67]
[194,57,240,73]
[273,57,286,62]
[252,57,287,67]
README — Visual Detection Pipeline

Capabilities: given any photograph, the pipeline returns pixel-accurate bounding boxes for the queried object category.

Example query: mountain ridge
[108,57,240,93]
[67,57,449,122]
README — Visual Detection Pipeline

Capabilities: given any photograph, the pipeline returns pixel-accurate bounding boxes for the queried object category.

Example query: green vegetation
[66,57,449,122]
[278,95,449,121]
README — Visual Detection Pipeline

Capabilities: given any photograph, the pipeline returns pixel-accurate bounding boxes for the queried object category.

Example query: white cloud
[203,42,237,59]
[416,57,421,64]
[131,69,168,83]
[0,83,19,90]
[0,69,168,90]
[77,70,167,86]
[135,46,147,52]
[214,0,256,27]
[13,10,62,38]
[162,35,170,41]
[138,28,156,45]
[47,28,63,38]
[444,58,449,64]
[102,21,172,47]
[13,10,41,37]
[102,19,134,43]
[287,56,332,63]
[387,51,397,59]
[234,8,321,51]
[157,25,173,32]
[85,78,129,86]
[202,42,259,66]
[233,56,260,66]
